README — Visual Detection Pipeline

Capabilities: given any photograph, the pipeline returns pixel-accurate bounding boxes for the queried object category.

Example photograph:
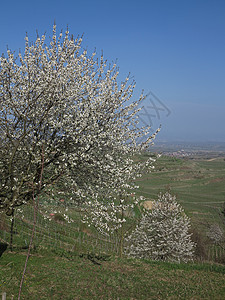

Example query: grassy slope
[0,250,225,299]
[1,154,225,299]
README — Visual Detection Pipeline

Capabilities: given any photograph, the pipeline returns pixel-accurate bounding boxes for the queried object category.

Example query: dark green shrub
[190,227,208,261]
[0,242,8,257]
[53,213,65,223]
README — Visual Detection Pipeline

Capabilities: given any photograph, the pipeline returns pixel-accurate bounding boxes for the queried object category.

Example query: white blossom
[125,192,195,263]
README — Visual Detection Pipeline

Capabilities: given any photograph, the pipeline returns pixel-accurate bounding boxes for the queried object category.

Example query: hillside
[1,152,225,299]
[0,250,225,299]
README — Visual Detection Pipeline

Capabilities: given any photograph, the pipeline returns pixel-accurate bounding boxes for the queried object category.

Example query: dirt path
[207,158,218,161]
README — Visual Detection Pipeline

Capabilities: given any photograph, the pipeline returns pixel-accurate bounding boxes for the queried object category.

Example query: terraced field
[136,155,225,228]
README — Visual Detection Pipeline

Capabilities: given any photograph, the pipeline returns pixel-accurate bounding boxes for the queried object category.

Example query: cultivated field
[136,154,225,227]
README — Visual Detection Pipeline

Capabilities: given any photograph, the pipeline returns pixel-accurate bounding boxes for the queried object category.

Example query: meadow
[0,251,225,299]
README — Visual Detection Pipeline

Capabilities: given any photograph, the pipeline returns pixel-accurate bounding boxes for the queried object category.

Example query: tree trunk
[10,208,15,252]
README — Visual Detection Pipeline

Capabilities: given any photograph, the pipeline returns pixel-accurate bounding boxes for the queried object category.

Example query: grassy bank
[1,250,225,299]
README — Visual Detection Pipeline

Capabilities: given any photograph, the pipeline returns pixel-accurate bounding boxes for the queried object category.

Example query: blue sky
[0,0,224,142]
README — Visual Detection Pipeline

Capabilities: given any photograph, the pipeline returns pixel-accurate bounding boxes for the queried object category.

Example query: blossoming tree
[0,25,159,217]
[126,192,195,262]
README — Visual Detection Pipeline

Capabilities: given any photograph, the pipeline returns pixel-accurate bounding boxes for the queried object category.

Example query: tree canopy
[0,25,159,216]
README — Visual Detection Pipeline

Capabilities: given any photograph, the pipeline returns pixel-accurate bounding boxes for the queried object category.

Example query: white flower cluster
[15,208,25,219]
[82,193,141,235]
[126,192,195,263]
[40,208,75,224]
[207,224,224,244]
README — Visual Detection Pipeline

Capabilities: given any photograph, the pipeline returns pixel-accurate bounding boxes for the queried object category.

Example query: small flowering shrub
[125,192,195,263]
[207,224,224,245]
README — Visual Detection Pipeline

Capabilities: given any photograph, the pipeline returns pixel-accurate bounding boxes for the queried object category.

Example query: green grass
[1,250,225,299]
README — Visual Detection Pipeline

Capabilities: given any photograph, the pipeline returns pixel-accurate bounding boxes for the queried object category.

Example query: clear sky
[0,0,224,143]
